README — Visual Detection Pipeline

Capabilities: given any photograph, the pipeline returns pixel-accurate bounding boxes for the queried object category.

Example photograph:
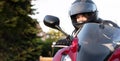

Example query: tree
[40,29,66,57]
[0,0,42,61]
[47,29,66,41]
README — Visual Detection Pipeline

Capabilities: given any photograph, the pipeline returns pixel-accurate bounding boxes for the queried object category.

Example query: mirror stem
[55,25,69,36]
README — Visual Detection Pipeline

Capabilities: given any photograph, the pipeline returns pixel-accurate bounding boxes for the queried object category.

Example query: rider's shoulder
[99,19,120,28]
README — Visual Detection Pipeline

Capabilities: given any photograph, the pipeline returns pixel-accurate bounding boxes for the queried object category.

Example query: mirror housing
[43,15,69,36]
[43,15,60,29]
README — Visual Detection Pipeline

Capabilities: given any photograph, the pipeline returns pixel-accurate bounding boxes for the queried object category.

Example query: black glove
[56,35,72,46]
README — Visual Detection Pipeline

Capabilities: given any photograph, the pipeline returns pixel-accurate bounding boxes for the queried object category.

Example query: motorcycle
[43,15,120,61]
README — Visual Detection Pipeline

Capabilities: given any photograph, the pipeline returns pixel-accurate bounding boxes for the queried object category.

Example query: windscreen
[76,23,120,61]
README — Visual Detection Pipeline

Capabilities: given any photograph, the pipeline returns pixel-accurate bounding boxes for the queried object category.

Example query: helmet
[69,0,98,30]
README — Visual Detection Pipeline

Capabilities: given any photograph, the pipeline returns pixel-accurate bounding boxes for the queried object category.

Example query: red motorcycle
[43,15,120,61]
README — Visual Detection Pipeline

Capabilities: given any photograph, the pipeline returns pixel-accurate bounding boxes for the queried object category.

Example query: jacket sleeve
[102,20,120,28]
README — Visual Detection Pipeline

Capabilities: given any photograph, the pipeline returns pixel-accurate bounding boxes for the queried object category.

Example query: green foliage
[40,29,65,57]
[41,39,53,57]
[0,0,66,61]
[47,29,66,41]
[1,38,43,61]
[0,0,42,61]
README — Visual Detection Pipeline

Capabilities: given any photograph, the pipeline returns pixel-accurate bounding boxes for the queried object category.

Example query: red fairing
[52,47,70,61]
[108,47,120,61]
[69,36,79,61]
[52,37,79,61]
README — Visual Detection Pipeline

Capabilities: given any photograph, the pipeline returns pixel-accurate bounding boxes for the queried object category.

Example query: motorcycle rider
[56,0,120,46]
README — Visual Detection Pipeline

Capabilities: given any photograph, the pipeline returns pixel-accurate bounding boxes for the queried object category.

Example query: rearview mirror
[43,15,60,29]
[43,15,69,36]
